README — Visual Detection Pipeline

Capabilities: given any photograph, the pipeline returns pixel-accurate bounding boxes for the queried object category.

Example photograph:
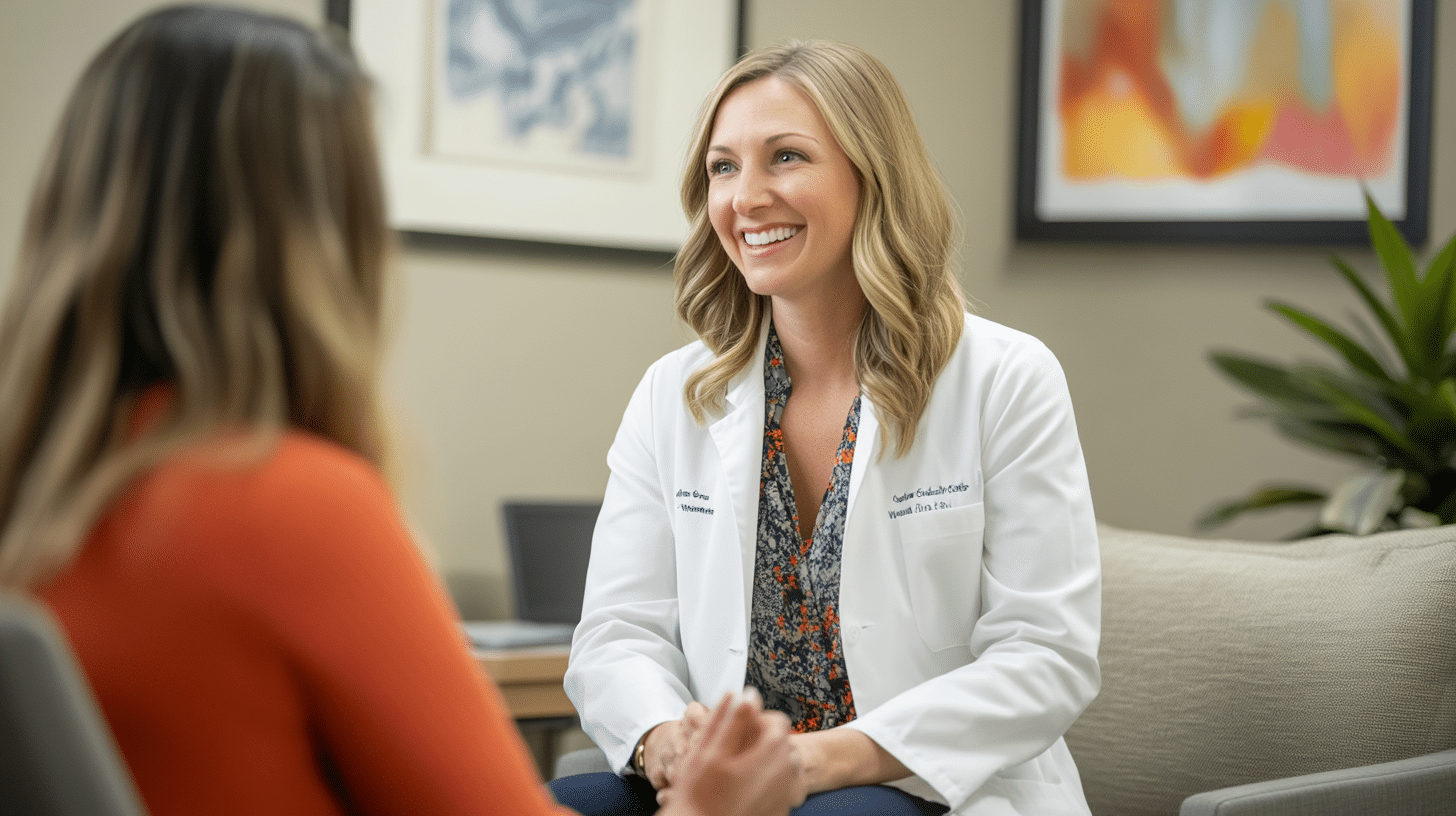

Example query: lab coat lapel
[707,319,771,614]
[846,391,880,523]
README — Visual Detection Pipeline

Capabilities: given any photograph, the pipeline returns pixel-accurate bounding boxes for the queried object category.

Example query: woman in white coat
[550,40,1100,816]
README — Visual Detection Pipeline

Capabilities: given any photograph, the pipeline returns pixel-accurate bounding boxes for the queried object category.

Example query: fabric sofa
[1065,523,1456,815]
[553,523,1456,814]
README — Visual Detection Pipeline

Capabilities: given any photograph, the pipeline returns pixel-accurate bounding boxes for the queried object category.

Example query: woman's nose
[732,165,773,214]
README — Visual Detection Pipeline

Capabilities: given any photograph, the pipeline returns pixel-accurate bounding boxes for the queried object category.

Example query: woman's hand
[789,727,910,794]
[638,701,711,789]
[657,690,805,816]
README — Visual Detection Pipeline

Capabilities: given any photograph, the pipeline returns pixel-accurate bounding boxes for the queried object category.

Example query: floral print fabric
[744,325,860,732]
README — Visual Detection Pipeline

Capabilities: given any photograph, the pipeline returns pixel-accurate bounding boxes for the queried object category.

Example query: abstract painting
[1015,0,1433,243]
[431,0,645,172]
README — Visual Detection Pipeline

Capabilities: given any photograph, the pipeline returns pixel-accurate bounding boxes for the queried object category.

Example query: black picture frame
[1014,0,1434,245]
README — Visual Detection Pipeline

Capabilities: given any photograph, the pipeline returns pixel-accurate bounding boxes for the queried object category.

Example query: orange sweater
[42,429,571,816]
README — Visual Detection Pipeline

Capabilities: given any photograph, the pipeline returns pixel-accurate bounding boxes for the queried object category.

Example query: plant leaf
[1331,256,1412,375]
[1195,485,1327,530]
[1266,300,1391,382]
[1398,506,1442,529]
[1430,231,1456,340]
[1266,415,1387,461]
[1319,470,1404,535]
[1210,352,1327,405]
[1404,379,1456,461]
[1426,234,1456,347]
[1366,194,1434,376]
[1295,367,1418,456]
[1439,378,1456,417]
[1294,365,1403,423]
[1370,374,1429,413]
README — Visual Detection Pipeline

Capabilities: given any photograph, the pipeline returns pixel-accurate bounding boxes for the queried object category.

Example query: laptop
[462,501,599,650]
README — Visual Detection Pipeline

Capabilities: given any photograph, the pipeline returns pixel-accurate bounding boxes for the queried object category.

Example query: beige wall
[2,1,1452,618]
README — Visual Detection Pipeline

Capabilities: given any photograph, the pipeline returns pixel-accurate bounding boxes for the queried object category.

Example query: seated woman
[0,6,801,816]
[551,41,1101,816]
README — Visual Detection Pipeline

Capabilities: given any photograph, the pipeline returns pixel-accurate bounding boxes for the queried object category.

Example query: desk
[475,645,573,719]
[476,645,575,777]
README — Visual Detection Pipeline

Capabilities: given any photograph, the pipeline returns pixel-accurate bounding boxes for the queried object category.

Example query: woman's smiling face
[705,76,862,304]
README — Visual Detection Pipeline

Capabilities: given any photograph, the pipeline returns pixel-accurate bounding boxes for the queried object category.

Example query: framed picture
[1014,0,1434,244]
[328,0,744,251]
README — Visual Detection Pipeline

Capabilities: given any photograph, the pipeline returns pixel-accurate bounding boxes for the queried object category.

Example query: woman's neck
[769,290,866,393]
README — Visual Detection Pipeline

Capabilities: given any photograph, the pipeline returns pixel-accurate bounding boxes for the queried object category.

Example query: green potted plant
[1200,196,1456,536]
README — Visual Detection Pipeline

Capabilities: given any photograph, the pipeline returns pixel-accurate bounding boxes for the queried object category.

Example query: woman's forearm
[791,727,910,793]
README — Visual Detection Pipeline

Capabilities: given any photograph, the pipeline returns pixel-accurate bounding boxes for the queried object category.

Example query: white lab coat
[565,313,1100,815]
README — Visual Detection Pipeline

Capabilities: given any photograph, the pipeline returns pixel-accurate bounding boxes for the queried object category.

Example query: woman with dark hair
[0,6,800,815]
[557,40,1101,816]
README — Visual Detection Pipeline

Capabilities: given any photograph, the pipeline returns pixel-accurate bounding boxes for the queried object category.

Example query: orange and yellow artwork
[1058,0,1403,183]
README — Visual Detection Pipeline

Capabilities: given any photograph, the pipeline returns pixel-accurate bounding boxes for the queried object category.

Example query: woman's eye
[775,150,803,163]
[707,159,735,176]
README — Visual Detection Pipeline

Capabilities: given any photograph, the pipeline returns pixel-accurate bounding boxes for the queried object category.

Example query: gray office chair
[0,593,147,816]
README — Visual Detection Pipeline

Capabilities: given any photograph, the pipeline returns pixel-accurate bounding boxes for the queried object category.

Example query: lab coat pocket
[898,502,984,651]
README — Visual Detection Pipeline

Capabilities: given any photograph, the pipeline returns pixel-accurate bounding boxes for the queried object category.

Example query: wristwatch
[631,735,649,777]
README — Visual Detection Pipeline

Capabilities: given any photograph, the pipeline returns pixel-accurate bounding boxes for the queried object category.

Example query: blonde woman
[556,41,1101,816]
[0,6,801,816]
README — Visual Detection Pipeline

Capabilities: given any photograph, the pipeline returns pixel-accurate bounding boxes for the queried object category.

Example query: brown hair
[674,41,963,457]
[0,5,391,587]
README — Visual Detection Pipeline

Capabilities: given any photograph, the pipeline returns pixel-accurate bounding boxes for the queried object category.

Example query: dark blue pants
[547,772,949,816]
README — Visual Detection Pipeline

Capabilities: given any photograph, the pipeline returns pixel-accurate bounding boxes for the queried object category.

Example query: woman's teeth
[744,226,799,246]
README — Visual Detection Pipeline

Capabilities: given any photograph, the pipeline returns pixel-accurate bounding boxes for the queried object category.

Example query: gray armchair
[0,592,146,816]
[1066,524,1456,815]
[1178,747,1456,815]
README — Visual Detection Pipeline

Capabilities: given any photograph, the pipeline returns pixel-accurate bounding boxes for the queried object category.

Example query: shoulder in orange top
[42,430,571,816]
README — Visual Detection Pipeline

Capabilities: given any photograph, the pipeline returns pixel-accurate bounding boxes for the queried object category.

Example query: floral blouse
[743,325,860,732]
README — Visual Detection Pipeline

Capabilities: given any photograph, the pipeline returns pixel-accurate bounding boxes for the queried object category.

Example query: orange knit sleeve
[201,434,573,816]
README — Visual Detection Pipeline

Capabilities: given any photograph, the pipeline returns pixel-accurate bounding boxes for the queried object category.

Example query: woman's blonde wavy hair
[675,40,963,458]
[0,5,390,588]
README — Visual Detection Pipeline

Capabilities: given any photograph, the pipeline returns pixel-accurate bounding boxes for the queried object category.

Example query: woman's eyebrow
[708,132,820,154]
[765,132,818,145]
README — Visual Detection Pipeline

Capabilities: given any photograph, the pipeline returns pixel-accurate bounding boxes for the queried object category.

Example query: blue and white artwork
[430,0,644,171]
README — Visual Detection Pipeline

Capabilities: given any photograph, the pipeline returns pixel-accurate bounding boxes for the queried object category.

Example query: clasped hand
[642,691,912,810]
[643,689,806,816]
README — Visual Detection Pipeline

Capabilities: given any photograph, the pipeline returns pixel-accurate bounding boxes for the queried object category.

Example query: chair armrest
[552,746,612,779]
[1179,748,1456,816]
